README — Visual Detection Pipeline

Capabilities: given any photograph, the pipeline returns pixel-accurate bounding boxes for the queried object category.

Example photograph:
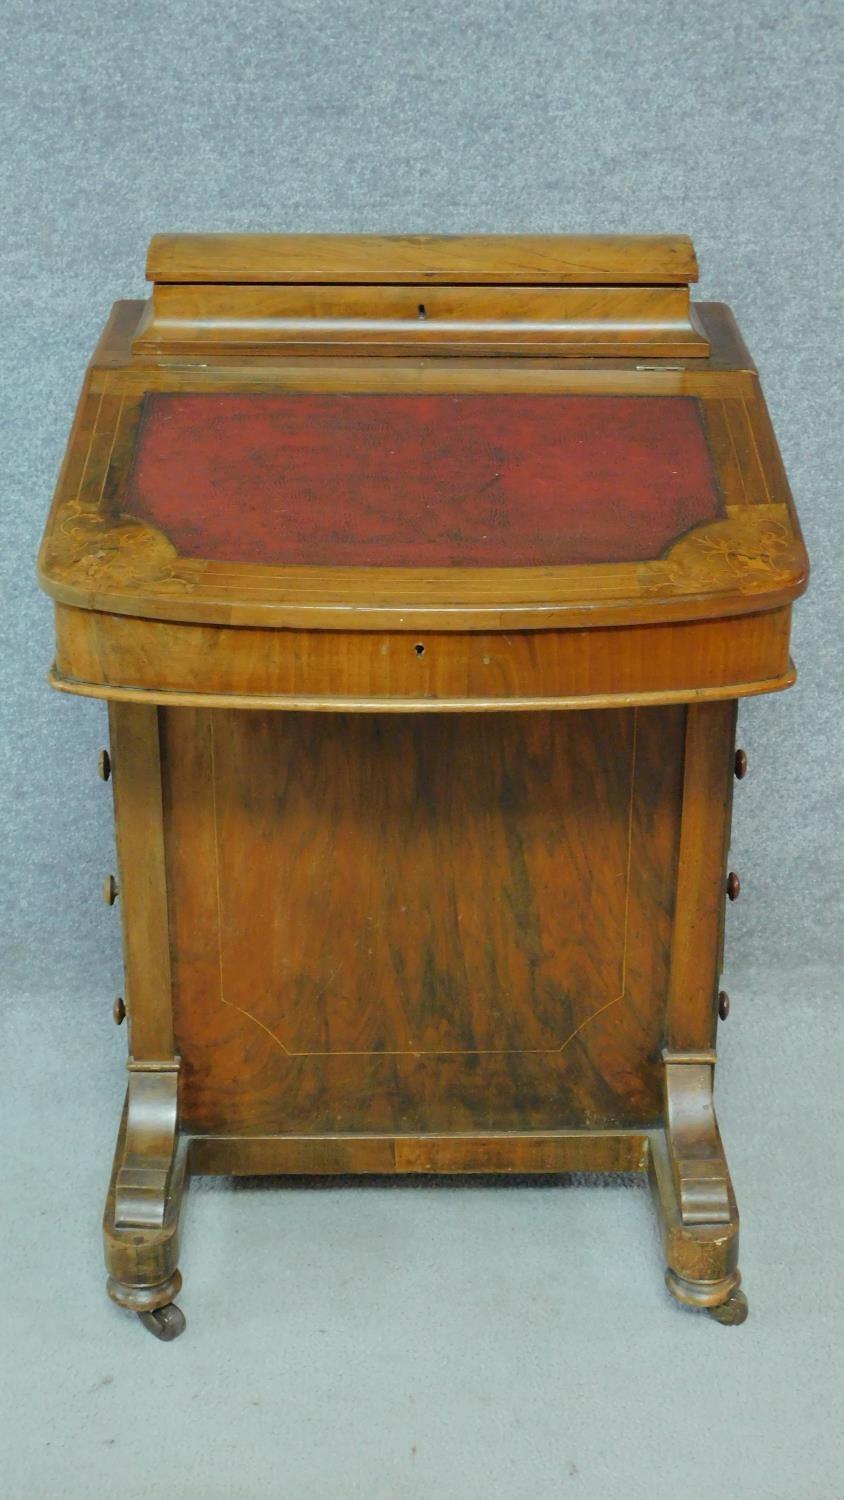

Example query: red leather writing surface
[125,393,721,568]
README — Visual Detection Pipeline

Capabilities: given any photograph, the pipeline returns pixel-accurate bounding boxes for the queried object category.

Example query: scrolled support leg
[649,1049,748,1325]
[103,1066,188,1340]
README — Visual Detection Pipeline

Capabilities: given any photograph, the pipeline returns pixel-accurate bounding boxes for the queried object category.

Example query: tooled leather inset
[123,391,725,569]
[43,378,803,608]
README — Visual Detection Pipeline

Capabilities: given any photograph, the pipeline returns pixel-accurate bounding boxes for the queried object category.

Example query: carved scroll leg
[103,1062,189,1340]
[648,1050,748,1325]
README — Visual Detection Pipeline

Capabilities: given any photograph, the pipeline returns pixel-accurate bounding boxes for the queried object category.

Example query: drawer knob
[98,749,112,782]
[734,748,748,780]
[103,874,119,906]
[726,871,741,902]
[113,996,126,1025]
[718,990,730,1020]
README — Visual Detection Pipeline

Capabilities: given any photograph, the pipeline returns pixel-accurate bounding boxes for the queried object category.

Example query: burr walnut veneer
[39,235,808,1338]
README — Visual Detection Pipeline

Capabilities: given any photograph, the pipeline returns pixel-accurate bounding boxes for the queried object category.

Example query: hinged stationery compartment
[133,232,710,357]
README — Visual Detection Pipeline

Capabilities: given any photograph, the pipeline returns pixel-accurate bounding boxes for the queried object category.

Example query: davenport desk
[39,234,808,1339]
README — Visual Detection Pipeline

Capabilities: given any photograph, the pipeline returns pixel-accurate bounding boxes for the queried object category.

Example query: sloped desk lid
[40,233,807,638]
[39,318,806,633]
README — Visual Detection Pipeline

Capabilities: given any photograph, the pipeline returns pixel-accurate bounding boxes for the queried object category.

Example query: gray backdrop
[2,4,842,1498]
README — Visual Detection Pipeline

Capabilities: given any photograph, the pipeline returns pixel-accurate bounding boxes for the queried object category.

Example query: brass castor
[107,1270,186,1341]
[707,1289,749,1326]
[137,1302,187,1341]
[664,1267,749,1325]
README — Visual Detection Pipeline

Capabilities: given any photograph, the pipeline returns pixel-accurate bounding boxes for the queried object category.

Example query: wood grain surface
[146,232,699,285]
[134,283,709,357]
[53,602,795,708]
[161,705,685,1136]
[108,701,173,1059]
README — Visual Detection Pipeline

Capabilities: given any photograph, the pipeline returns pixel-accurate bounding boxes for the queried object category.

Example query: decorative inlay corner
[653,505,797,596]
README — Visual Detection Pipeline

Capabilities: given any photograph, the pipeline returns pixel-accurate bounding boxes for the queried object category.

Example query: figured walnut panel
[134,284,707,357]
[146,232,699,286]
[54,602,794,708]
[162,706,685,1136]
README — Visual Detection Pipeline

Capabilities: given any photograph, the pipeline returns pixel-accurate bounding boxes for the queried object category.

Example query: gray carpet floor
[3,965,843,1499]
[2,2,842,1496]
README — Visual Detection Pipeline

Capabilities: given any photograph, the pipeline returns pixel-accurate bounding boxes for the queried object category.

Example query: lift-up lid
[39,237,806,668]
[133,232,709,358]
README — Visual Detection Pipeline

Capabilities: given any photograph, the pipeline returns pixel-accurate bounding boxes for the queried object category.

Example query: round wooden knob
[726,871,741,902]
[98,749,112,782]
[103,874,119,906]
[113,996,126,1025]
[718,990,730,1020]
[734,749,748,780]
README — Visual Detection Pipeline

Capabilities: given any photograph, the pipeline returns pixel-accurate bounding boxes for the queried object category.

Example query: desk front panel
[160,705,686,1136]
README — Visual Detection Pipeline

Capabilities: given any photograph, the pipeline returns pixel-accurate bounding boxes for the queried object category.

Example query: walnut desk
[39,234,808,1339]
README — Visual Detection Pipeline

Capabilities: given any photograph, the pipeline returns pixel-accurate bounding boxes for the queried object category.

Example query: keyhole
[414,643,426,657]
[417,304,427,320]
